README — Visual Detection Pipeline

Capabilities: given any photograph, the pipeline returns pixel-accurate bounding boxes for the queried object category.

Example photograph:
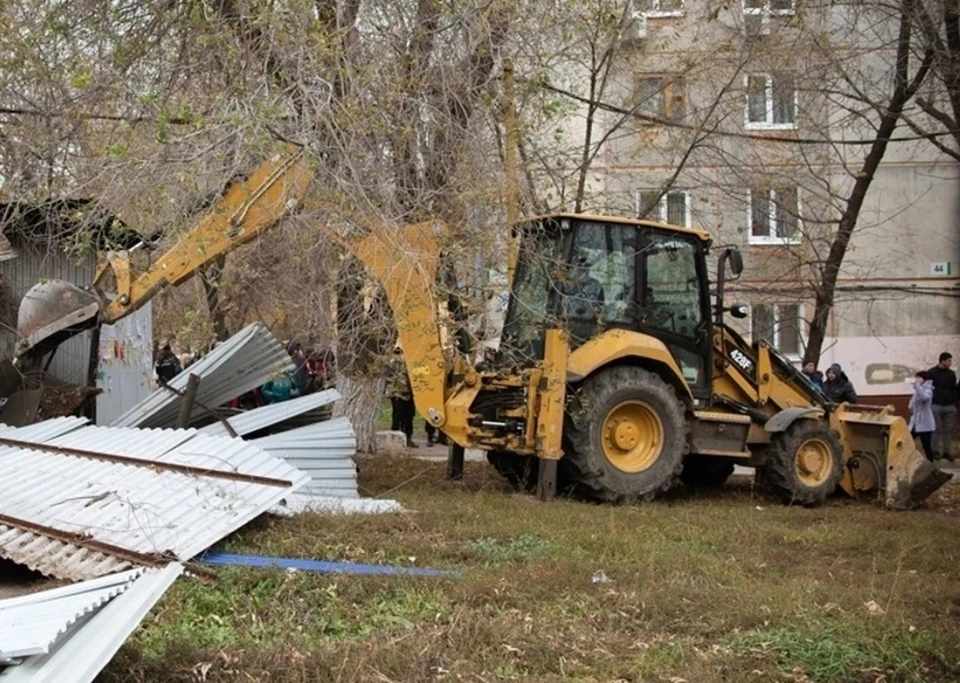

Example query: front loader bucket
[16,280,101,358]
[833,405,952,510]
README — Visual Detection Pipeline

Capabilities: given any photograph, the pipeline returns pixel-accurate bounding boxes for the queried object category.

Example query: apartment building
[563,0,960,405]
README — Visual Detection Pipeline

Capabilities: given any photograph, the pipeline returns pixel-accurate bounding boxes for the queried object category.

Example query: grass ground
[104,457,960,683]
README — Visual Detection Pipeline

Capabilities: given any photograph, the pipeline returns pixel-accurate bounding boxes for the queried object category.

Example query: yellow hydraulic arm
[91,145,451,426]
[95,147,313,323]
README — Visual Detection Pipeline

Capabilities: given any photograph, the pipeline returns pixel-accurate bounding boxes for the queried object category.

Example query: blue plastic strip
[196,551,458,578]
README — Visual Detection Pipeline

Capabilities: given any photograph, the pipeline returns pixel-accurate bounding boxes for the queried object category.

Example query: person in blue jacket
[260,371,300,403]
[909,370,936,461]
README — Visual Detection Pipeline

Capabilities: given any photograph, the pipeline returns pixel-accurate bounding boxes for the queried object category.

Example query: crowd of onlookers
[802,352,957,463]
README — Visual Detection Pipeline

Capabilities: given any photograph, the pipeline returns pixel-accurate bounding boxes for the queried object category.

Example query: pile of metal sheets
[0,568,145,663]
[111,323,293,429]
[198,388,340,438]
[0,422,309,581]
[0,564,183,683]
[252,418,358,497]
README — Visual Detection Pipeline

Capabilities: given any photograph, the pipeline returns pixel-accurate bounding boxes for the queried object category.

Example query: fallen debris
[198,388,341,438]
[251,418,358,497]
[0,568,145,663]
[0,421,308,580]
[0,563,183,683]
[112,323,293,429]
[196,551,457,579]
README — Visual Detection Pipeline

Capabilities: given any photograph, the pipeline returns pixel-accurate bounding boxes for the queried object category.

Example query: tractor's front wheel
[765,419,843,506]
[561,366,687,502]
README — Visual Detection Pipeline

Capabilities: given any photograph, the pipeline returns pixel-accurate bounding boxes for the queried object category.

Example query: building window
[748,187,800,244]
[745,74,796,128]
[634,75,685,124]
[637,189,690,226]
[641,0,684,16]
[743,0,794,34]
[752,303,803,358]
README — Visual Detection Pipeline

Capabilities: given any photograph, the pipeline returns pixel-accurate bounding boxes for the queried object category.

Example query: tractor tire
[561,365,687,503]
[487,451,538,492]
[764,419,843,506]
[680,456,736,489]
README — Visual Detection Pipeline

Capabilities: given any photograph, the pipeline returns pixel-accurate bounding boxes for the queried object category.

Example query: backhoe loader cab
[501,214,713,393]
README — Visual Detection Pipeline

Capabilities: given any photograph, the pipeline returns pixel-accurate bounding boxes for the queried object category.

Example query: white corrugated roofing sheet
[0,423,309,580]
[252,417,358,497]
[199,389,340,438]
[111,323,294,429]
[0,563,183,683]
[0,568,144,662]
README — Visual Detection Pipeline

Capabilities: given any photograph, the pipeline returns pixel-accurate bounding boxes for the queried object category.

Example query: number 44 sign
[930,262,952,276]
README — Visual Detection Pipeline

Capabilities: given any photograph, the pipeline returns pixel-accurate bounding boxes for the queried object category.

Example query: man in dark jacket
[155,344,182,385]
[822,363,857,404]
[927,352,957,461]
[387,348,417,449]
[802,361,823,388]
[287,340,311,396]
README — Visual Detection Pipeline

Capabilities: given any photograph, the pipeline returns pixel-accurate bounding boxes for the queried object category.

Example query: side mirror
[727,247,744,276]
[729,303,749,319]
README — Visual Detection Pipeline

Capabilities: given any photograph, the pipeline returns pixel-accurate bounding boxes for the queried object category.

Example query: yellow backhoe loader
[14,145,950,510]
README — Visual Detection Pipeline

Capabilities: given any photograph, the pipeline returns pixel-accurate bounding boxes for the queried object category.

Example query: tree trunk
[199,255,230,341]
[333,373,385,454]
[804,6,932,365]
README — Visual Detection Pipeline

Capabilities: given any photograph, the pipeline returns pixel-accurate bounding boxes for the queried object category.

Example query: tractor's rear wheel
[487,451,538,492]
[765,419,843,506]
[561,366,687,502]
[680,456,736,489]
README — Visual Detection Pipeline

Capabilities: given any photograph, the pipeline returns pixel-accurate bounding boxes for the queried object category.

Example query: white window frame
[750,303,805,361]
[744,73,798,130]
[641,0,685,18]
[747,187,802,245]
[636,189,691,227]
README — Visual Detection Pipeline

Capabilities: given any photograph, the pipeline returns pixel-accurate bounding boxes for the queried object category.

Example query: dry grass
[104,457,960,683]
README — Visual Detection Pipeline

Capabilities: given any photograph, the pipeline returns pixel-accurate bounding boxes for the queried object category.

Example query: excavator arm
[16,146,313,357]
[14,144,452,427]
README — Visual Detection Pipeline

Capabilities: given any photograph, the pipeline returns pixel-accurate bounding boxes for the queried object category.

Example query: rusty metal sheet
[0,424,309,580]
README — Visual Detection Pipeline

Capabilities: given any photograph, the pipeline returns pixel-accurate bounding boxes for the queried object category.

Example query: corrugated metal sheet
[0,416,89,441]
[0,568,144,662]
[0,563,183,683]
[252,417,358,497]
[96,307,153,425]
[0,424,309,580]
[111,323,294,429]
[198,389,340,438]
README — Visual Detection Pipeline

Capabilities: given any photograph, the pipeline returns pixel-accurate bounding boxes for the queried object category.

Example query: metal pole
[177,373,201,429]
[447,443,465,481]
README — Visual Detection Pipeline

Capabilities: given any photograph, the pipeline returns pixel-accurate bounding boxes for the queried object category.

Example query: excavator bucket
[15,280,101,358]
[833,404,952,510]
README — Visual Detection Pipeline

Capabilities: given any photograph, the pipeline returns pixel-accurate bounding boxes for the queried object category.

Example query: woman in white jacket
[909,370,936,461]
